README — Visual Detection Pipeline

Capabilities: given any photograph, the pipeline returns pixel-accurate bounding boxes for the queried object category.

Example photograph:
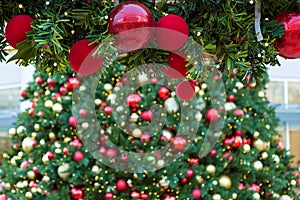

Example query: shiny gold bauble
[27,170,36,180]
[22,137,34,153]
[132,128,142,138]
[58,163,71,179]
[206,164,216,174]
[25,191,33,199]
[196,175,204,184]
[212,194,221,200]
[219,175,232,189]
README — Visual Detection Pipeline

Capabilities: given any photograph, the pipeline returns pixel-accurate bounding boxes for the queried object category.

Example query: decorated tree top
[1,0,300,79]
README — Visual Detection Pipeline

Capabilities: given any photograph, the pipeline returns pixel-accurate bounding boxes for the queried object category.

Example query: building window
[266,81,284,104]
[0,87,21,110]
[288,82,300,105]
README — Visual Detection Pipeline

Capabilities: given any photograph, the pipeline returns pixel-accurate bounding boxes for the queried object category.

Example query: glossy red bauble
[60,86,68,95]
[180,177,189,185]
[69,39,103,75]
[108,1,155,52]
[157,86,170,100]
[116,179,128,192]
[172,136,187,151]
[189,158,199,166]
[205,108,219,122]
[176,80,195,101]
[140,133,151,143]
[234,108,244,116]
[67,78,80,90]
[21,89,27,98]
[275,11,300,59]
[130,191,141,198]
[126,94,142,108]
[227,95,236,102]
[235,130,243,136]
[156,14,189,51]
[233,136,243,148]
[210,149,217,157]
[73,151,84,162]
[68,116,78,128]
[35,77,44,85]
[70,188,84,199]
[105,192,114,200]
[186,169,194,178]
[104,106,113,115]
[162,52,188,79]
[141,193,149,200]
[79,109,87,117]
[70,139,82,148]
[5,15,34,49]
[191,189,202,200]
[141,110,153,121]
[105,148,118,157]
[47,151,54,160]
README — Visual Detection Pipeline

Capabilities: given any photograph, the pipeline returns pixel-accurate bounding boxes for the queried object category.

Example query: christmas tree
[1,0,300,199]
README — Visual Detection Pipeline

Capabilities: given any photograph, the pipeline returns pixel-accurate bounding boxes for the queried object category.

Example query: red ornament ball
[210,149,217,157]
[141,110,153,121]
[156,14,189,51]
[234,108,244,116]
[176,80,195,101]
[35,77,44,85]
[70,188,84,199]
[205,108,219,122]
[157,86,170,100]
[47,151,54,160]
[227,95,236,102]
[116,179,128,192]
[105,148,118,157]
[191,189,202,200]
[69,39,103,75]
[189,157,199,166]
[186,169,194,178]
[108,1,155,52]
[275,11,300,59]
[5,15,34,49]
[172,136,187,151]
[73,151,84,162]
[130,191,141,198]
[162,52,188,79]
[67,77,80,90]
[235,130,242,136]
[180,177,189,185]
[79,109,87,117]
[233,136,243,148]
[126,94,142,108]
[104,106,113,115]
[68,116,78,128]
[20,88,27,98]
[105,192,114,200]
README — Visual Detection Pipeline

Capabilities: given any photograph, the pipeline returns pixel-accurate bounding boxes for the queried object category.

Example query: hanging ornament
[5,15,34,49]
[105,192,114,200]
[275,11,300,59]
[68,116,78,128]
[227,95,236,102]
[141,110,152,121]
[69,39,103,75]
[73,151,84,162]
[205,108,219,122]
[219,175,232,189]
[70,188,84,199]
[233,136,243,148]
[67,77,80,90]
[162,52,188,79]
[191,189,201,200]
[57,163,71,179]
[185,169,194,178]
[156,14,189,51]
[108,1,155,52]
[22,137,35,153]
[164,98,179,113]
[116,179,128,192]
[158,86,171,101]
[126,94,142,108]
[172,136,187,151]
[206,164,216,174]
[212,194,221,200]
[130,191,141,198]
[280,195,291,200]
[70,139,82,148]
[176,80,195,101]
[253,160,263,170]
[234,108,244,116]
[189,157,199,166]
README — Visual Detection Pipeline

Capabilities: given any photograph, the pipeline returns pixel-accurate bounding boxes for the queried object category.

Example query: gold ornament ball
[22,137,34,153]
[42,175,50,182]
[243,144,251,153]
[132,128,142,138]
[5,183,11,190]
[34,124,40,131]
[212,194,221,200]
[219,175,232,189]
[272,154,280,164]
[280,195,291,200]
[196,175,204,183]
[8,128,16,135]
[49,132,56,140]
[25,191,33,199]
[253,139,265,151]
[91,165,100,174]
[253,161,263,171]
[44,100,53,108]
[253,192,260,200]
[253,131,260,139]
[261,152,268,160]
[57,163,71,179]
[291,180,297,186]
[232,193,238,199]
[206,165,216,174]
[27,170,36,179]
[52,103,63,112]
[17,126,25,134]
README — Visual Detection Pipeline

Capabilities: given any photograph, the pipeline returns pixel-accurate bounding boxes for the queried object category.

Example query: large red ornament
[5,15,34,49]
[105,192,114,200]
[73,151,84,162]
[191,189,202,200]
[156,14,189,51]
[172,136,187,151]
[185,169,194,178]
[176,80,195,101]
[67,77,80,90]
[141,110,153,121]
[68,116,78,128]
[162,52,188,79]
[189,158,199,166]
[70,188,84,199]
[275,11,300,59]
[233,136,243,148]
[126,94,142,108]
[69,39,103,75]
[205,108,219,122]
[116,179,128,192]
[157,86,170,100]
[108,1,155,52]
